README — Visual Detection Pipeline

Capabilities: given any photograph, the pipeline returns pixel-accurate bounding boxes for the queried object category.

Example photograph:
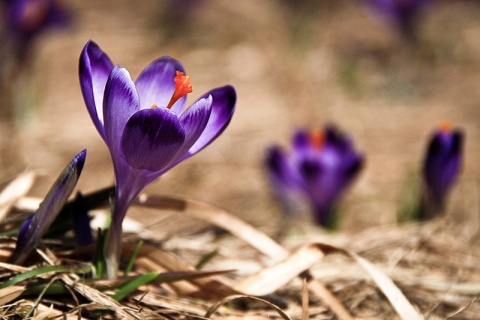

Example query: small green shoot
[25,277,58,318]
[124,241,143,277]
[111,272,158,301]
[94,228,107,278]
[195,249,218,270]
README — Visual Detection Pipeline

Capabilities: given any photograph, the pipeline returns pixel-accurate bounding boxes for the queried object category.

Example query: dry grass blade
[302,278,309,320]
[0,172,35,222]
[344,249,423,320]
[0,261,29,273]
[235,244,325,295]
[0,285,25,305]
[60,274,154,319]
[204,294,292,319]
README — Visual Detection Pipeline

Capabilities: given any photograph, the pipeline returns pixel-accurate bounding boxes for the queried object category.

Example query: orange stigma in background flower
[439,121,452,133]
[19,0,49,31]
[166,71,192,109]
[310,130,325,148]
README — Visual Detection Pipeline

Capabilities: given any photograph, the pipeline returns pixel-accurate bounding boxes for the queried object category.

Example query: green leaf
[111,272,159,301]
[0,264,93,289]
[124,241,143,277]
[95,228,107,279]
[195,249,218,270]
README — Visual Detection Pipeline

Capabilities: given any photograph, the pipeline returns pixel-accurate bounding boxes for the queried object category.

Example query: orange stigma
[20,0,49,31]
[310,130,325,148]
[439,120,452,133]
[166,71,192,109]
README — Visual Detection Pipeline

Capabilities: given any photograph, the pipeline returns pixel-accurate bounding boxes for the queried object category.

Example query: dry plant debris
[0,177,479,319]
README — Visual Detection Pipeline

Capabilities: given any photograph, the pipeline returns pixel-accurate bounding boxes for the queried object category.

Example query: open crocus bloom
[420,123,463,219]
[79,40,236,277]
[266,126,363,228]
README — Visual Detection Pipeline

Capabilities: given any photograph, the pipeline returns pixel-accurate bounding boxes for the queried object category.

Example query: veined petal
[103,66,140,157]
[120,108,186,172]
[135,56,187,114]
[79,40,114,140]
[181,85,236,160]
[173,95,212,160]
[11,150,86,264]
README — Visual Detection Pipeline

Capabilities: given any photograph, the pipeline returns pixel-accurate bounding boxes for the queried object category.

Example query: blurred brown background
[2,0,480,235]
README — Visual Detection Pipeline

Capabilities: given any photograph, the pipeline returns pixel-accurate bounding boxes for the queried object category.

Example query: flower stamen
[166,71,192,109]
[310,130,325,149]
[439,120,452,133]
[19,0,50,31]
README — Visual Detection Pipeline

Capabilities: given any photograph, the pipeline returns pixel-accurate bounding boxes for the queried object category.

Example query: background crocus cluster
[419,123,464,220]
[80,40,236,277]
[266,126,364,228]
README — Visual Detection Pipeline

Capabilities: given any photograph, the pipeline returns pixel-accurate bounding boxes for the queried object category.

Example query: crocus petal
[120,108,186,172]
[11,149,86,265]
[266,146,292,186]
[169,95,212,163]
[103,66,140,158]
[180,85,236,160]
[424,130,463,201]
[135,56,186,114]
[79,40,114,140]
[266,146,302,216]
[292,130,310,151]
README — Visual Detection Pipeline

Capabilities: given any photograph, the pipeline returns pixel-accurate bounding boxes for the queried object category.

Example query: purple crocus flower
[79,40,236,277]
[3,0,69,57]
[420,123,463,220]
[368,0,430,42]
[266,126,363,228]
[11,149,86,265]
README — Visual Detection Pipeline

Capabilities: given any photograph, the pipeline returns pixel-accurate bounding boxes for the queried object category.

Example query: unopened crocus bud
[420,123,464,220]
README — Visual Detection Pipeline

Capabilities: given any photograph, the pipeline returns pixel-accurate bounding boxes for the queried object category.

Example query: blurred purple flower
[420,123,463,219]
[11,149,86,265]
[266,126,364,228]
[79,40,236,277]
[3,0,69,55]
[368,0,430,42]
